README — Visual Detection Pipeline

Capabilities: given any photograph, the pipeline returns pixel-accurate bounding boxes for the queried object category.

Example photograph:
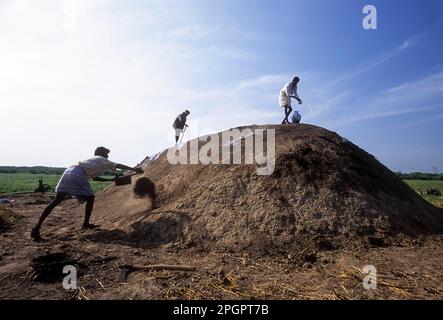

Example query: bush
[424,188,442,197]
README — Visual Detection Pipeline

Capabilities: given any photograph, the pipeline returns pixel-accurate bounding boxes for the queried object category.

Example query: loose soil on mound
[91,124,442,254]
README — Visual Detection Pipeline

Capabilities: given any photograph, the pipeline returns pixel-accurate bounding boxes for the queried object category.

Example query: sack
[291,111,302,124]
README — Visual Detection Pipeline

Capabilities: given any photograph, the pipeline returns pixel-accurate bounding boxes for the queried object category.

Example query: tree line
[0,166,115,176]
[396,172,443,180]
[0,166,66,174]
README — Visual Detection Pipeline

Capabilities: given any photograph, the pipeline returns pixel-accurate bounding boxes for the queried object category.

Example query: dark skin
[282,105,293,124]
[31,157,143,242]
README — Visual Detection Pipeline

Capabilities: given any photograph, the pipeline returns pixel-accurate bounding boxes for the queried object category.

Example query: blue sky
[1,0,442,172]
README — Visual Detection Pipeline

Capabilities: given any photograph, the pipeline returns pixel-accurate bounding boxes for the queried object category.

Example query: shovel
[114,172,139,186]
[117,264,197,282]
[179,125,187,144]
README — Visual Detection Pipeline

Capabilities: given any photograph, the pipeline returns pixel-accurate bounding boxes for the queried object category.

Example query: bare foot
[31,228,45,242]
[82,223,100,230]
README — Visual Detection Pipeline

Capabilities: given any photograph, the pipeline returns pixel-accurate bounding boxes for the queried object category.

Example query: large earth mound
[91,124,443,254]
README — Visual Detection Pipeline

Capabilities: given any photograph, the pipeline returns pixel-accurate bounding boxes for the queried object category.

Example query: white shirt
[75,156,116,178]
[279,82,299,107]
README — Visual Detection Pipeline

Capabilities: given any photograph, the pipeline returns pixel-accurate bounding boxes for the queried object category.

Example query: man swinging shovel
[31,147,143,242]
[173,109,190,146]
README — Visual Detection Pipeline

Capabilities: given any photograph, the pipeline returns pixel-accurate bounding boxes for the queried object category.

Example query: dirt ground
[0,193,441,300]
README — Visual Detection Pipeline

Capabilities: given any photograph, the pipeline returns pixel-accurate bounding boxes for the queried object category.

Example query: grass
[0,173,111,194]
[404,179,443,208]
[1,173,442,208]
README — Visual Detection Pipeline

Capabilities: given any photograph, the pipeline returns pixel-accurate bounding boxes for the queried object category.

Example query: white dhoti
[279,90,291,107]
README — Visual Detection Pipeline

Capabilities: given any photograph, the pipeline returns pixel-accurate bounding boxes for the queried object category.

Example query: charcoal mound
[91,124,443,253]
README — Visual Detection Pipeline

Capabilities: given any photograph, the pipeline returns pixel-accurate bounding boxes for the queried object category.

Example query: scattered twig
[78,286,90,300]
[212,283,240,297]
[0,275,9,284]
[119,264,197,272]
[18,269,33,287]
[90,256,118,264]
[95,279,105,290]
[424,287,442,295]
[69,289,80,300]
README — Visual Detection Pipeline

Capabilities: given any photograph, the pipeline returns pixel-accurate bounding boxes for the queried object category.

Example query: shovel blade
[115,175,132,186]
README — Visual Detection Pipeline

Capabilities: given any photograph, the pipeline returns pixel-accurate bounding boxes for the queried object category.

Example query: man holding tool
[173,109,190,145]
[31,146,143,242]
[279,76,302,124]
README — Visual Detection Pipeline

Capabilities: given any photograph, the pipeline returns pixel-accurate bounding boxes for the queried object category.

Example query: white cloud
[339,105,442,125]
[296,32,441,127]
[0,0,264,166]
[381,71,443,96]
[391,112,443,130]
[334,71,443,126]
[238,74,289,89]
[326,31,427,90]
[1,1,439,169]
[168,25,214,40]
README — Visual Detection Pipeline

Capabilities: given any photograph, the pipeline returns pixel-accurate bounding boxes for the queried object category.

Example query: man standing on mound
[173,109,190,145]
[279,76,302,124]
[31,147,143,242]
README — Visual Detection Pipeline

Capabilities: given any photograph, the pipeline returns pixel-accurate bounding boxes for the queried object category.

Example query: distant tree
[0,166,65,175]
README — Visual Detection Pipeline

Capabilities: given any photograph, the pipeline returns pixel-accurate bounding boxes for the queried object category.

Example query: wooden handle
[120,264,196,272]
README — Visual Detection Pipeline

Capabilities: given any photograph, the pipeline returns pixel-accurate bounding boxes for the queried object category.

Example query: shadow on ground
[83,210,192,249]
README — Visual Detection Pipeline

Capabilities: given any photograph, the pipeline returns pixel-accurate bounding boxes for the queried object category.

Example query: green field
[1,173,442,208]
[404,179,443,208]
[0,173,112,194]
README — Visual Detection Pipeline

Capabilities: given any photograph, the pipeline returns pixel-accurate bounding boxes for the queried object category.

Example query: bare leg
[82,196,98,229]
[282,106,292,124]
[31,192,65,241]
